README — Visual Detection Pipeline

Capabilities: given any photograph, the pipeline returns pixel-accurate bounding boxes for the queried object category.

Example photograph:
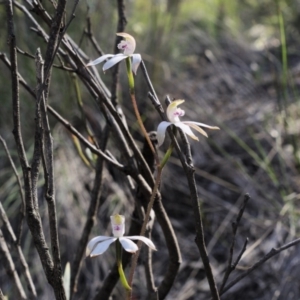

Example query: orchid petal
[126,236,157,251]
[131,54,142,75]
[119,237,139,253]
[174,122,199,140]
[86,236,116,257]
[157,121,172,147]
[86,54,114,67]
[183,122,208,137]
[103,54,127,71]
[183,121,220,130]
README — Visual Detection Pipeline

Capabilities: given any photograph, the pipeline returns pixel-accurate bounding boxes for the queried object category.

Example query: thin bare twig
[70,126,109,298]
[153,196,181,299]
[5,0,56,294]
[219,194,250,292]
[144,215,157,297]
[131,134,181,300]
[43,0,80,85]
[147,64,219,298]
[0,135,25,243]
[0,230,27,299]
[110,0,127,106]
[0,52,125,171]
[127,169,162,293]
[165,96,220,300]
[139,133,158,297]
[0,202,37,298]
[12,0,155,191]
[36,48,66,299]
[221,237,300,296]
[42,0,67,101]
[141,61,161,108]
[85,16,104,56]
[232,238,248,269]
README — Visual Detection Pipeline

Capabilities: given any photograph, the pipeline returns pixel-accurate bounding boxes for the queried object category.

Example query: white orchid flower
[86,214,156,257]
[157,100,220,147]
[86,33,142,75]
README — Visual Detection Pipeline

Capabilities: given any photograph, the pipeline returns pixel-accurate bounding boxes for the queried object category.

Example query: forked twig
[221,237,300,296]
[219,194,250,292]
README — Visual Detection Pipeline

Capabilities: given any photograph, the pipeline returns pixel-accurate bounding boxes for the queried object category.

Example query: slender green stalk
[116,240,131,291]
[277,1,288,96]
[72,73,98,145]
[126,58,135,93]
[71,135,91,168]
[160,144,174,169]
[125,57,160,167]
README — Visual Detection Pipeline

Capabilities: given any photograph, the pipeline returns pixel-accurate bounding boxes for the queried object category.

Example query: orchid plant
[87,33,142,75]
[86,32,220,298]
[86,214,156,291]
[157,99,220,146]
[88,32,157,159]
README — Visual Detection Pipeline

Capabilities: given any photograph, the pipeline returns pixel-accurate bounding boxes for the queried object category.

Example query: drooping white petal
[102,54,127,71]
[183,122,208,137]
[126,236,157,251]
[131,54,142,75]
[174,122,199,141]
[157,121,172,147]
[110,214,125,237]
[119,237,139,253]
[86,54,114,67]
[183,121,220,130]
[86,236,116,257]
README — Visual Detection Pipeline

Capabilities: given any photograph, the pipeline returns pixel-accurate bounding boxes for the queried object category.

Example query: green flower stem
[71,73,97,145]
[125,57,160,167]
[160,144,174,169]
[116,240,131,291]
[71,135,91,168]
[125,58,135,92]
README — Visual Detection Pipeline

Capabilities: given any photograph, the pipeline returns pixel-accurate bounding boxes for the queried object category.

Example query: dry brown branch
[6,0,55,291]
[70,127,109,298]
[221,237,300,296]
[219,194,250,292]
[175,110,219,300]
[0,135,25,243]
[36,48,66,299]
[0,202,37,298]
[110,0,127,107]
[145,58,219,298]
[0,230,27,299]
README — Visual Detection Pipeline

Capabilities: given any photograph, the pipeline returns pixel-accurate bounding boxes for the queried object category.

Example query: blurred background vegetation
[1,0,300,299]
